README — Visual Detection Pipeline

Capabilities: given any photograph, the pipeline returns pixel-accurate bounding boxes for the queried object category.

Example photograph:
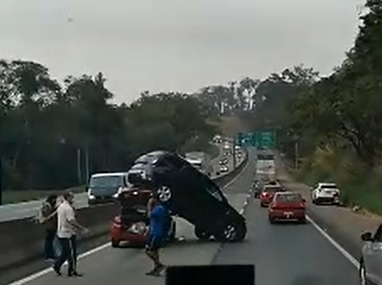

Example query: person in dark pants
[53,192,87,277]
[40,194,58,261]
[145,195,168,276]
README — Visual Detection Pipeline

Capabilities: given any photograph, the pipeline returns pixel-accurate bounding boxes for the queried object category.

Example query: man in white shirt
[53,192,87,277]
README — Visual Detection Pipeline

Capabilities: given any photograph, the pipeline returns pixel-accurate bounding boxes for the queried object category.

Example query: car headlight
[88,194,95,199]
[128,222,148,234]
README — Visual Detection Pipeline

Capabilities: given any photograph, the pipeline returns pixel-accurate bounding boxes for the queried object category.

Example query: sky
[0,0,366,104]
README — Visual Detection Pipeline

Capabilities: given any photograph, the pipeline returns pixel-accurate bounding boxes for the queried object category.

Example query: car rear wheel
[268,217,276,224]
[157,185,172,202]
[299,217,307,224]
[194,227,211,241]
[216,219,246,242]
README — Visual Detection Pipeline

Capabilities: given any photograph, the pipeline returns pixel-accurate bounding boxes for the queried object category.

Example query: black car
[126,150,247,242]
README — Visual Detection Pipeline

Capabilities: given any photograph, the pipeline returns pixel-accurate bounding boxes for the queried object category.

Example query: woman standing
[40,194,58,261]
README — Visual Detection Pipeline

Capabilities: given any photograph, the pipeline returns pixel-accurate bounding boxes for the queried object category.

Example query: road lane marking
[7,149,250,285]
[306,215,360,268]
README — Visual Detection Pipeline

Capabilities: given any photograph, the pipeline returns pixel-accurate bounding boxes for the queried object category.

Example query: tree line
[0,61,219,191]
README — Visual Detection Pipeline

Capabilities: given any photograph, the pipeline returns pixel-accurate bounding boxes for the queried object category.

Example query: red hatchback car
[111,187,176,247]
[268,192,306,224]
[259,185,285,207]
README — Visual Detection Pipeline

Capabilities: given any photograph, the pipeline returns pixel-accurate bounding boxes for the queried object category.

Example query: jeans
[54,236,78,274]
[44,229,57,259]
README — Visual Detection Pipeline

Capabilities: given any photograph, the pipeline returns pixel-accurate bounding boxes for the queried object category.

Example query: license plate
[284,212,293,217]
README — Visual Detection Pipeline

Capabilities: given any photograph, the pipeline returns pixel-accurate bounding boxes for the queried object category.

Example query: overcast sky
[0,0,365,103]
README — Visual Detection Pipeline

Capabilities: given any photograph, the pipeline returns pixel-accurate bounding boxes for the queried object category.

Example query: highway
[6,148,360,285]
[0,142,242,222]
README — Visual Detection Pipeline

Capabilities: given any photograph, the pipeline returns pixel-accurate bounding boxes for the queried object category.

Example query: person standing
[145,195,168,276]
[40,194,58,261]
[53,191,87,277]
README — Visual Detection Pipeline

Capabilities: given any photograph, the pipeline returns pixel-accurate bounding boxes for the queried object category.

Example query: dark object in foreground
[165,264,255,285]
[126,150,247,242]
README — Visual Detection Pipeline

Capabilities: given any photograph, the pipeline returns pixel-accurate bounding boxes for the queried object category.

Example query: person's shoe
[52,266,61,276]
[145,269,158,276]
[156,264,166,274]
[68,272,83,277]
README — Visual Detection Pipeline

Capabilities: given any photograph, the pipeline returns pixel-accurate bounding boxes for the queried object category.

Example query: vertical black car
[127,151,247,242]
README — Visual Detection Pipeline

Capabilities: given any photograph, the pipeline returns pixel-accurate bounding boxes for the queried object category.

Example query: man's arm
[66,207,87,232]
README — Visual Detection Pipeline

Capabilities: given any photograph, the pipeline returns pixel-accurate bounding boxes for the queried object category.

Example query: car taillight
[113,216,122,228]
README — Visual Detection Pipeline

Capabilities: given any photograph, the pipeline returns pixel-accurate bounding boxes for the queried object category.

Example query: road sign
[235,131,276,148]
[255,131,276,148]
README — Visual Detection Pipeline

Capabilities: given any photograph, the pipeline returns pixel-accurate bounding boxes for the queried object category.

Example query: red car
[111,187,176,248]
[268,192,306,224]
[259,185,285,207]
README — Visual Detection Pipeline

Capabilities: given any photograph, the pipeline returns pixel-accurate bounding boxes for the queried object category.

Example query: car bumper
[316,196,340,203]
[269,209,306,220]
[260,199,272,206]
[88,197,116,205]
[111,226,148,246]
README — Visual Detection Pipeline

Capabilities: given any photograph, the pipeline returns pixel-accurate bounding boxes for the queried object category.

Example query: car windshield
[321,185,337,189]
[276,194,302,202]
[90,175,124,188]
[263,187,282,193]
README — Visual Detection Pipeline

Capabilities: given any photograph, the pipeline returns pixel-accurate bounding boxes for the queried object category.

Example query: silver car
[359,225,382,285]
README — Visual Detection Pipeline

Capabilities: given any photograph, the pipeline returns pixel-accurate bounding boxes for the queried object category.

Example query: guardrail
[0,148,248,274]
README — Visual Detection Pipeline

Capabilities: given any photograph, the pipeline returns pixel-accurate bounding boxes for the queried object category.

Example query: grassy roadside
[3,185,86,204]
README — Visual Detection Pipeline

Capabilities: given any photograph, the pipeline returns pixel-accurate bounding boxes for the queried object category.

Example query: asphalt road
[8,148,362,285]
[6,147,251,285]
[0,142,243,222]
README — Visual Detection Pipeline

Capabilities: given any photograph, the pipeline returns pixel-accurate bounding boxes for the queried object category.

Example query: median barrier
[0,148,248,274]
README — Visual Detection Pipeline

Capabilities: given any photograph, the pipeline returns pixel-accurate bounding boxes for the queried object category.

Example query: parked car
[126,150,247,242]
[219,158,228,165]
[268,192,306,224]
[111,187,176,248]
[259,185,286,207]
[87,172,130,205]
[219,165,229,173]
[311,182,340,205]
[359,223,382,285]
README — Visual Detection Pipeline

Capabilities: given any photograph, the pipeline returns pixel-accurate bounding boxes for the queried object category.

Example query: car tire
[268,217,276,224]
[156,185,172,202]
[216,219,247,242]
[111,239,120,248]
[194,227,211,241]
[359,258,373,285]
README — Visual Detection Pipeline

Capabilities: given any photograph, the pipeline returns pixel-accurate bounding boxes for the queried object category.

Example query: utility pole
[0,158,3,205]
[77,148,82,185]
[232,138,236,169]
[293,135,299,169]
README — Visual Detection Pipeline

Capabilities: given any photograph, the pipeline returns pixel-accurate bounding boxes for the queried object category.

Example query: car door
[363,223,382,281]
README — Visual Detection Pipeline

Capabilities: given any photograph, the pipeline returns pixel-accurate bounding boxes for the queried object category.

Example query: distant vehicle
[311,182,340,205]
[259,185,286,207]
[256,152,276,181]
[268,192,306,224]
[126,150,247,242]
[359,224,382,285]
[185,152,213,177]
[219,165,229,173]
[253,180,266,199]
[235,145,241,151]
[213,135,223,143]
[223,143,231,151]
[87,172,130,205]
[110,187,176,247]
[219,158,228,165]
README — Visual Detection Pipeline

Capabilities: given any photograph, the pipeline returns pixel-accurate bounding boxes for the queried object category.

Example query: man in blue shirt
[145,195,168,276]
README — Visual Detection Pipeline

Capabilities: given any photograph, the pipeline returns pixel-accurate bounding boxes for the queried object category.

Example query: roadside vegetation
[238,1,382,215]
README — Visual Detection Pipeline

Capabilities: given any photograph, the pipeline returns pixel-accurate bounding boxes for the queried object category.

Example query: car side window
[373,223,382,242]
[163,154,186,169]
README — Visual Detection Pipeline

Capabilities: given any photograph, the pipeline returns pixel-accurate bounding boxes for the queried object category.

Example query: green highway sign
[235,131,276,148]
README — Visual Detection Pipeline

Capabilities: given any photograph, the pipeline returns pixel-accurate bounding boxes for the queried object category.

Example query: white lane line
[8,150,250,285]
[306,215,360,268]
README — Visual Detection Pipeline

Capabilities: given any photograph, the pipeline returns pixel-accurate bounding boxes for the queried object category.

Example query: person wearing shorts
[145,195,168,276]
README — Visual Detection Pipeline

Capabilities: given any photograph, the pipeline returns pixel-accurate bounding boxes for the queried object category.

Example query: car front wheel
[194,227,211,241]
[156,185,172,202]
[111,239,120,248]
